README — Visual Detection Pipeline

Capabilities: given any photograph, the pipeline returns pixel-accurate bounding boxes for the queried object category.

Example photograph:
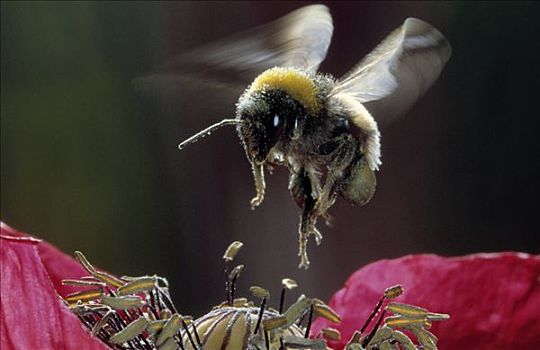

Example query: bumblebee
[168,5,451,268]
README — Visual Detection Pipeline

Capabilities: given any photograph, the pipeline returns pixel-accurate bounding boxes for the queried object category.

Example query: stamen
[149,290,158,313]
[74,251,97,274]
[254,297,267,335]
[80,315,95,330]
[362,310,387,347]
[117,276,158,296]
[101,295,144,310]
[62,279,106,288]
[66,289,104,304]
[156,314,182,346]
[279,277,298,314]
[228,264,244,305]
[73,251,125,287]
[359,294,386,334]
[115,311,129,328]
[91,310,115,336]
[157,287,178,314]
[304,303,314,338]
[109,316,149,345]
[262,315,287,330]
[224,266,232,306]
[296,309,307,327]
[312,299,341,324]
[139,333,152,349]
[106,317,121,333]
[279,287,286,314]
[223,241,244,262]
[384,285,404,299]
[264,330,270,350]
[321,328,341,341]
[146,303,159,320]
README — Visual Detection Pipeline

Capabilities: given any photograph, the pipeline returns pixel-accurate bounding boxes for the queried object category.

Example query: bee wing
[140,5,333,90]
[330,18,451,124]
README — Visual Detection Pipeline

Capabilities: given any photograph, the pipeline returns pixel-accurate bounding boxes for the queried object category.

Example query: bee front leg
[316,134,359,216]
[250,162,266,209]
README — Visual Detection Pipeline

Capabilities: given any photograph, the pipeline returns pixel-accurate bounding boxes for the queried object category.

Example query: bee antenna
[178,118,242,150]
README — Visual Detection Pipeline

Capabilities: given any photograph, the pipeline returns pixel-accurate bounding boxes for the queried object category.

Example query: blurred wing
[142,5,333,89]
[331,18,451,124]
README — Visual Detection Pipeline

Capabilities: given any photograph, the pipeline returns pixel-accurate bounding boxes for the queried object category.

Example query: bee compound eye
[336,117,350,130]
[272,114,280,128]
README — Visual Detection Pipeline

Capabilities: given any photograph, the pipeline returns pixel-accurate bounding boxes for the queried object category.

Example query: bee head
[236,89,305,163]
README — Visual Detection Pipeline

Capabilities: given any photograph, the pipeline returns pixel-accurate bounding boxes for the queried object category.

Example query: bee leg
[250,162,266,209]
[289,169,320,269]
[307,218,323,246]
[340,152,377,207]
[299,195,317,269]
[316,134,358,216]
[306,165,322,200]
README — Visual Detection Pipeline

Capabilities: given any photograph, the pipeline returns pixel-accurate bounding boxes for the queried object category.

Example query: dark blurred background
[2,1,539,316]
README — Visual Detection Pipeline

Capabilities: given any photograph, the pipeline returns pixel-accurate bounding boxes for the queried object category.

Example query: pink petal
[312,253,540,349]
[1,222,109,350]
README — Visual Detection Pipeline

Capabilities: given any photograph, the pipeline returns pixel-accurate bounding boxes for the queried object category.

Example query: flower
[0,225,333,349]
[0,222,109,350]
[311,253,540,349]
[5,221,534,350]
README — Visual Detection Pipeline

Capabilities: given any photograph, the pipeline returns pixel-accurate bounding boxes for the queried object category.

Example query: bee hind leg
[298,194,320,269]
[289,169,322,269]
[250,162,266,209]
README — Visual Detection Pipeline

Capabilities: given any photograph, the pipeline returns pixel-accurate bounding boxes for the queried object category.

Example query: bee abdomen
[340,155,377,207]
